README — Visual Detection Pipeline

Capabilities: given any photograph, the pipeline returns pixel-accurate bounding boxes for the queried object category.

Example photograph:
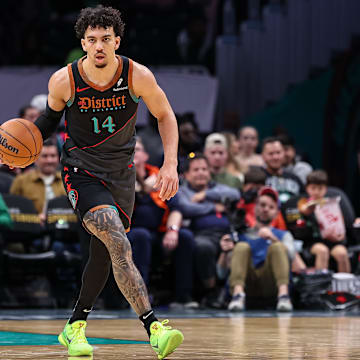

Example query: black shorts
[307,239,347,252]
[61,165,136,231]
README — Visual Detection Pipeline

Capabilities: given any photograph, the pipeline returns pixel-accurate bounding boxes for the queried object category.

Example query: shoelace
[71,325,87,344]
[160,319,171,330]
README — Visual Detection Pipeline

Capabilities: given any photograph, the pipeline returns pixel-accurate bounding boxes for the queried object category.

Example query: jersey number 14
[91,116,116,134]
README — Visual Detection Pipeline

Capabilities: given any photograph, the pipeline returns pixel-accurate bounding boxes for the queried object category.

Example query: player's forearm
[157,113,178,166]
[34,103,64,140]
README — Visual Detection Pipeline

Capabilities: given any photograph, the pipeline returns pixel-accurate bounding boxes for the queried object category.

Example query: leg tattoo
[83,207,151,315]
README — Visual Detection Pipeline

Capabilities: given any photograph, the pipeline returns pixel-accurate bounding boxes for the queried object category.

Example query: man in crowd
[222,187,293,312]
[10,139,65,225]
[204,133,242,189]
[177,154,240,307]
[278,134,312,185]
[261,137,304,204]
[19,104,41,123]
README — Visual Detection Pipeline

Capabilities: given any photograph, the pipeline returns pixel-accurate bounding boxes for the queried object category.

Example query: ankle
[139,310,158,337]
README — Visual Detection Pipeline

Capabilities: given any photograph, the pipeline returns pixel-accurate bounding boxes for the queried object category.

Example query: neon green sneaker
[150,320,184,359]
[58,320,93,356]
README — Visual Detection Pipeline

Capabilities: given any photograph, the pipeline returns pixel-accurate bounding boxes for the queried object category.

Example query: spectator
[204,133,243,189]
[137,112,164,167]
[298,170,351,273]
[237,167,287,230]
[19,104,41,123]
[30,94,47,114]
[222,131,246,184]
[222,186,293,312]
[278,134,312,185]
[127,137,197,308]
[237,126,264,168]
[177,153,240,307]
[261,137,304,204]
[10,139,65,224]
[177,113,202,174]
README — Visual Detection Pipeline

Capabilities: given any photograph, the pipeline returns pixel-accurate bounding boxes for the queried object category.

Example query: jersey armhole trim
[66,64,75,107]
[128,59,140,103]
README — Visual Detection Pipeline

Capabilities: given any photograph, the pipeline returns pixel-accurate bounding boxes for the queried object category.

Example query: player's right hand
[0,157,15,169]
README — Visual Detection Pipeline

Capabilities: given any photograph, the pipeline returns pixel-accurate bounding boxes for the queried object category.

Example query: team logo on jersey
[78,95,126,112]
[113,77,128,92]
[68,190,78,210]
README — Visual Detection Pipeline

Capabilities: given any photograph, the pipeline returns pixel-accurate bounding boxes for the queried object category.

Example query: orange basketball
[0,118,43,168]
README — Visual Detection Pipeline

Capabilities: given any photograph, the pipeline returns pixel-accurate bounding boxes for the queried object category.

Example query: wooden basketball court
[1,310,360,359]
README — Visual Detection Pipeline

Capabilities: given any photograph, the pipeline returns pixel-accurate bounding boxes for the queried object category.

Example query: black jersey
[61,55,140,173]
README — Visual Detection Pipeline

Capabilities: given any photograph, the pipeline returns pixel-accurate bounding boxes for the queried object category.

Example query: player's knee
[83,205,124,236]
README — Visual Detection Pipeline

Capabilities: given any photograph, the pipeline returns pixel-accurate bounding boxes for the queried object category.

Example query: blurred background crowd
[1,0,360,312]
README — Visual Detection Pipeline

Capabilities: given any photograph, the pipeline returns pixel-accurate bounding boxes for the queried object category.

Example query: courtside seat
[1,194,56,307]
[0,172,14,194]
[2,194,43,245]
[46,195,79,243]
[46,196,82,307]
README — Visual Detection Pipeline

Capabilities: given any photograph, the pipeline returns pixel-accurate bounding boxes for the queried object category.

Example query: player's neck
[82,55,119,86]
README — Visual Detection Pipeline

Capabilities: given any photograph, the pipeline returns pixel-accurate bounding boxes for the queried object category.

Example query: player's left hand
[154,163,179,201]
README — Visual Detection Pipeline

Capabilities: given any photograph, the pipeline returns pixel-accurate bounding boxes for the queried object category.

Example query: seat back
[326,186,355,228]
[0,172,14,194]
[2,194,43,242]
[46,196,79,242]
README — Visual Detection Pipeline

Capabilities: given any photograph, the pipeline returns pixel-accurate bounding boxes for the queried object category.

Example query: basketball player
[14,6,182,359]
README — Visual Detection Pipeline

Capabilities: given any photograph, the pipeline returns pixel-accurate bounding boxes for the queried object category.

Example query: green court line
[0,331,149,346]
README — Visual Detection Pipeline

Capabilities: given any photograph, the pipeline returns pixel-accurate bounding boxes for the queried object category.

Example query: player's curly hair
[75,5,125,39]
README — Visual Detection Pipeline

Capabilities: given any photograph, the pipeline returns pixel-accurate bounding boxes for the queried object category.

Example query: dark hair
[261,136,282,152]
[43,139,57,148]
[75,5,125,39]
[244,166,266,185]
[238,125,258,138]
[183,153,208,172]
[277,134,295,147]
[306,170,328,186]
[19,105,35,118]
[178,112,198,131]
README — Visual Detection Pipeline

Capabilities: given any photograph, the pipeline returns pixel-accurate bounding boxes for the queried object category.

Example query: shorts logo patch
[68,190,78,210]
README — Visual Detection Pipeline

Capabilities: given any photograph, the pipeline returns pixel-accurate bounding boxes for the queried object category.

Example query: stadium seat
[46,195,79,244]
[1,193,43,244]
[0,172,14,194]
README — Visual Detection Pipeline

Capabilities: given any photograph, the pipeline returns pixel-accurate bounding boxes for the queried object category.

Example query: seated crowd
[1,110,359,312]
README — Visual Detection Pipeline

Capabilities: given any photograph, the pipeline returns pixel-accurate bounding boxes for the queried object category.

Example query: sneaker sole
[58,333,93,356]
[229,307,244,312]
[158,331,184,359]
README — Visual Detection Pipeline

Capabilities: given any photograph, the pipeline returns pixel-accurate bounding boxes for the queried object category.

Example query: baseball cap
[258,186,279,203]
[204,133,227,150]
[30,94,47,113]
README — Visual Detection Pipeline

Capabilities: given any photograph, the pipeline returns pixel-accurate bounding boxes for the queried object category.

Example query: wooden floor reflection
[1,316,360,359]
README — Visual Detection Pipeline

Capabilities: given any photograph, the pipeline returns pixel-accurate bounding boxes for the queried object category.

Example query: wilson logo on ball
[0,134,19,154]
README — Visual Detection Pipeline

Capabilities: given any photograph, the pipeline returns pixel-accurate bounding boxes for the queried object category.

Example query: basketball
[0,118,43,168]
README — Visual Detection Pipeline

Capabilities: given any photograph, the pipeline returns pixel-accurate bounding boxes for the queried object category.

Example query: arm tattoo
[83,207,151,315]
